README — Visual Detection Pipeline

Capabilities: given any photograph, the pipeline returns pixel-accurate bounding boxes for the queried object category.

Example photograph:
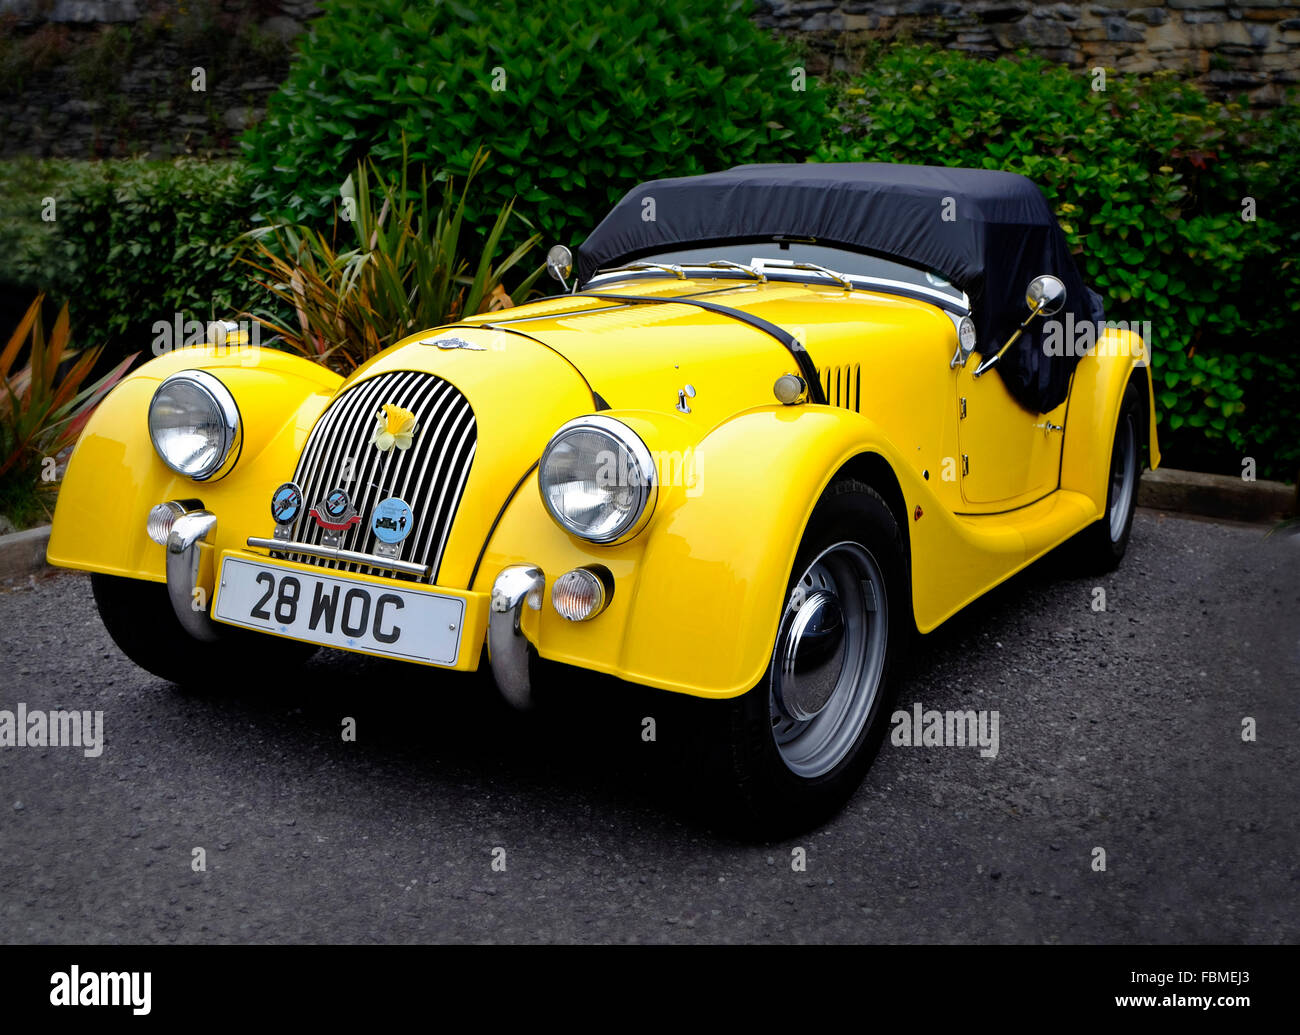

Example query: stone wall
[755,1,1300,105]
[1,0,1296,160]
[0,0,315,158]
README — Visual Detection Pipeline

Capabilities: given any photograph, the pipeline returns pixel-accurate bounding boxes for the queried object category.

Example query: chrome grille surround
[285,371,476,582]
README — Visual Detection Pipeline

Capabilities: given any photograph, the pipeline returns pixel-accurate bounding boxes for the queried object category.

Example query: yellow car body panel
[46,347,342,583]
[953,359,1069,510]
[48,274,1156,699]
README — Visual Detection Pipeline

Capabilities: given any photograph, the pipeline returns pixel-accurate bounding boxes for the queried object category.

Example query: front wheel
[703,479,909,838]
[91,573,317,689]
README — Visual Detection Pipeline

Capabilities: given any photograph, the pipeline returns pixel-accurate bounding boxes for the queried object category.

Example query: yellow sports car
[48,163,1158,834]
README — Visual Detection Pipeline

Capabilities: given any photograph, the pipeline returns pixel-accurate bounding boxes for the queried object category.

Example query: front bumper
[161,508,495,672]
[158,497,553,710]
[159,506,548,708]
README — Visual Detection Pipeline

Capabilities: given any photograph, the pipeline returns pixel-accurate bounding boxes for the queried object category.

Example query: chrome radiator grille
[287,371,476,582]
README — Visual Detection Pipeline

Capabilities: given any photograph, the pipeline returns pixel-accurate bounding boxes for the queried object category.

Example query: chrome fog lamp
[147,370,241,480]
[538,415,657,544]
[552,566,614,622]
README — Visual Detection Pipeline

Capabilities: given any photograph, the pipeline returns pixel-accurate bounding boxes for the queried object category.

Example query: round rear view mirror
[546,244,574,283]
[1026,274,1066,317]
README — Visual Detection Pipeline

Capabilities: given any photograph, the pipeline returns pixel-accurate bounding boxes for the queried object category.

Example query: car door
[953,355,1066,509]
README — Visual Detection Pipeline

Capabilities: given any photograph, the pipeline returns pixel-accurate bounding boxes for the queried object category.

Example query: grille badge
[309,488,361,548]
[370,498,414,561]
[270,481,304,541]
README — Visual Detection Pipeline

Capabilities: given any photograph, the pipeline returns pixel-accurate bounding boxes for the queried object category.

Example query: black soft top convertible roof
[577,162,1104,412]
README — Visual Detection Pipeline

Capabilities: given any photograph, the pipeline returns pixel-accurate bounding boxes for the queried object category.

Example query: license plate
[213,556,464,666]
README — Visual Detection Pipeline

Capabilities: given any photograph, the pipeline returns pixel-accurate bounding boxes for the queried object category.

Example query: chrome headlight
[147,370,241,481]
[538,415,657,544]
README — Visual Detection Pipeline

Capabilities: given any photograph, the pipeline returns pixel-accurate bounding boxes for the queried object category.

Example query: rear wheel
[91,573,317,688]
[702,480,909,838]
[1075,381,1144,572]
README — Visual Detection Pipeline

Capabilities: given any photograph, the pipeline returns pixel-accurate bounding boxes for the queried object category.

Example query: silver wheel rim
[770,541,889,779]
[1108,410,1138,542]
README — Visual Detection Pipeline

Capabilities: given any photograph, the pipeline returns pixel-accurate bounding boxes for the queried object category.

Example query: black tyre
[90,573,317,688]
[1075,381,1144,572]
[701,479,909,838]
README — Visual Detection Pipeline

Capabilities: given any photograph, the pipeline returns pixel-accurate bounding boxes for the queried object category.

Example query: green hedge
[241,0,827,248]
[0,158,257,361]
[820,46,1300,480]
[5,37,1296,481]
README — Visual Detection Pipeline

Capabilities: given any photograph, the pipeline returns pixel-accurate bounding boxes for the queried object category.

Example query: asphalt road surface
[1,510,1296,944]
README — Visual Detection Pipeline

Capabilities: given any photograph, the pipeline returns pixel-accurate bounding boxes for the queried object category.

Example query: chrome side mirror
[546,244,574,291]
[1026,274,1066,318]
[972,274,1067,379]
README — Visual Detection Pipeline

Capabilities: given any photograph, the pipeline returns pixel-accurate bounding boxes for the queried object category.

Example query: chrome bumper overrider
[166,510,220,642]
[489,565,544,710]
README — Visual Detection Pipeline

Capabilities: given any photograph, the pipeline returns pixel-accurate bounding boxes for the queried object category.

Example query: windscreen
[619,241,966,302]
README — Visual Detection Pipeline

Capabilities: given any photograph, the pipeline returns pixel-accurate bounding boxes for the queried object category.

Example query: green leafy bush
[241,0,827,248]
[821,47,1300,480]
[0,159,259,365]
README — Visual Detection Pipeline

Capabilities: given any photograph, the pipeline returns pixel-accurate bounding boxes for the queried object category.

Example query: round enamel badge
[270,482,303,524]
[323,488,351,520]
[370,498,414,545]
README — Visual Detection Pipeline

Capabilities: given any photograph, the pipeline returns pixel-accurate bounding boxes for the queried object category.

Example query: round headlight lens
[538,416,656,544]
[147,370,241,480]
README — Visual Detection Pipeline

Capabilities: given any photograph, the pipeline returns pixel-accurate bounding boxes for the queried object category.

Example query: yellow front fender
[619,406,894,697]
[47,346,342,581]
[479,404,1018,698]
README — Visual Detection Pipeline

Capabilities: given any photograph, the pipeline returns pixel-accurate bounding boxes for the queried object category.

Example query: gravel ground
[0,510,1296,944]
